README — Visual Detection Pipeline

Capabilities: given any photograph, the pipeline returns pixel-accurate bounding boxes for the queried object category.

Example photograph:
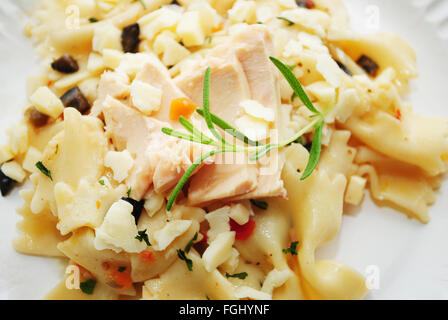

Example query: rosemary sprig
[162,58,326,211]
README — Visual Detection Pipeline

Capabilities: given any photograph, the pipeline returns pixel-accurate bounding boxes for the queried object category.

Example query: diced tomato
[229,218,256,241]
[306,0,315,9]
[395,109,402,121]
[199,231,208,243]
[76,264,94,279]
[169,97,197,121]
[107,267,133,291]
[140,250,155,263]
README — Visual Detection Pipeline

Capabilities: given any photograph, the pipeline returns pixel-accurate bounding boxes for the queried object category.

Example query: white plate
[0,0,447,300]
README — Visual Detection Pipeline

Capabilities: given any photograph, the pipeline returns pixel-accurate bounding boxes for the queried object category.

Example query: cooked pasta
[1,0,447,300]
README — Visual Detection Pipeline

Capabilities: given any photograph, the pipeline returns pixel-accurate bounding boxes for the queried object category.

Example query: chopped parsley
[98,179,105,186]
[127,188,132,197]
[277,16,295,26]
[282,241,299,255]
[135,229,151,246]
[80,279,96,295]
[250,199,268,210]
[177,249,193,271]
[35,161,52,181]
[206,295,211,300]
[118,266,127,272]
[88,17,99,23]
[185,233,198,253]
[225,272,248,280]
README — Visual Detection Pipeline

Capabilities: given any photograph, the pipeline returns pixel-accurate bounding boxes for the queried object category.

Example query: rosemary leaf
[179,116,215,145]
[196,109,262,147]
[166,150,223,211]
[270,57,321,115]
[300,119,323,180]
[35,161,52,181]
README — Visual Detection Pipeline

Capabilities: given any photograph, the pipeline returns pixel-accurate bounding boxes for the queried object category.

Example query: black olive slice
[121,197,145,224]
[0,169,16,197]
[295,0,315,9]
[60,86,91,114]
[357,55,379,77]
[121,23,141,53]
[336,61,353,76]
[26,107,49,128]
[51,54,79,74]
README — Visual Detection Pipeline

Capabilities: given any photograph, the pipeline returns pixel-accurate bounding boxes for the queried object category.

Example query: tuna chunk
[175,25,286,205]
[135,61,187,127]
[103,98,200,198]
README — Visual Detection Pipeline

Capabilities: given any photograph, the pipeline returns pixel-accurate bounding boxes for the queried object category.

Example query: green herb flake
[135,229,151,246]
[127,188,132,197]
[282,241,299,255]
[225,272,248,280]
[35,161,52,181]
[80,279,96,295]
[177,249,193,271]
[206,295,211,300]
[89,17,99,23]
[98,180,105,186]
[185,233,198,253]
[277,16,295,26]
[250,199,268,210]
[118,266,126,272]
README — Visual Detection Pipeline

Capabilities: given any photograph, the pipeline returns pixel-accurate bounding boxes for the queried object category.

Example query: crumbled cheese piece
[29,86,64,119]
[328,88,360,123]
[144,191,165,217]
[176,11,205,47]
[297,32,328,54]
[189,1,222,33]
[152,220,192,251]
[345,175,367,205]
[104,150,134,183]
[316,54,342,87]
[235,115,270,141]
[22,147,42,173]
[220,247,240,273]
[0,144,14,164]
[92,23,121,52]
[78,77,100,102]
[116,53,156,78]
[229,203,250,225]
[278,0,297,8]
[306,81,336,105]
[153,33,190,66]
[139,6,183,41]
[130,80,163,116]
[235,286,272,300]
[202,231,235,272]
[205,206,230,243]
[240,99,275,122]
[94,199,147,253]
[87,52,105,74]
[102,49,124,69]
[261,269,292,294]
[228,0,256,24]
[256,5,274,23]
[1,161,26,183]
